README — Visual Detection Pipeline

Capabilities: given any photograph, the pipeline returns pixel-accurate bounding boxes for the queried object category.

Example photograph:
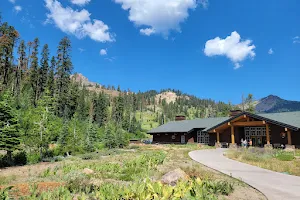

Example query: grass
[0,144,265,199]
[226,147,300,176]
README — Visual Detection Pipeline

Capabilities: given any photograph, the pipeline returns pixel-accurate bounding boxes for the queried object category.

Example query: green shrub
[0,154,10,168]
[276,153,294,161]
[27,152,41,164]
[13,151,27,166]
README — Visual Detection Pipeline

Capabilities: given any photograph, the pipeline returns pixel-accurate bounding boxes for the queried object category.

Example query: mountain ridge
[72,73,300,114]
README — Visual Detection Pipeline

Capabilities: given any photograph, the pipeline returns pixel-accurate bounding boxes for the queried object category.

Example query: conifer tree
[39,44,49,97]
[47,56,55,97]
[56,37,73,118]
[94,92,108,127]
[0,93,21,162]
[29,38,40,107]
[14,40,26,98]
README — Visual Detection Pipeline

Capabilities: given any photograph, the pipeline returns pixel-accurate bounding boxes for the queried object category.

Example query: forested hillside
[0,16,234,166]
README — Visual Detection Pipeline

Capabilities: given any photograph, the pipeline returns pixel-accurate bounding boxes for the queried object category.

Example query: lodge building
[147,110,300,148]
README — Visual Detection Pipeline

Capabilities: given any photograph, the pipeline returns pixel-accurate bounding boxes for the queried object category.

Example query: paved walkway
[189,149,300,200]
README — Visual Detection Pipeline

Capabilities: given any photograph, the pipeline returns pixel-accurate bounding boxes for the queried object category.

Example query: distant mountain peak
[256,95,300,113]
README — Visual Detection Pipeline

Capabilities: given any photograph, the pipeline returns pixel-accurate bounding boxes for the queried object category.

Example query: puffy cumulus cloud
[45,0,115,42]
[14,5,22,13]
[9,0,16,4]
[100,49,107,56]
[204,31,255,69]
[268,48,274,55]
[70,0,91,6]
[114,0,200,37]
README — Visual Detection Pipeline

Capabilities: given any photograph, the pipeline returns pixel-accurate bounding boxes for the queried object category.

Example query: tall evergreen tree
[47,56,55,97]
[94,92,108,127]
[56,37,73,118]
[0,93,21,162]
[39,44,49,97]
[29,38,40,107]
[15,40,26,98]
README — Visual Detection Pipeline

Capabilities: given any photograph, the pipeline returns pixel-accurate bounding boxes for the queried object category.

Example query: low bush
[26,152,41,164]
[275,152,294,161]
[13,151,27,166]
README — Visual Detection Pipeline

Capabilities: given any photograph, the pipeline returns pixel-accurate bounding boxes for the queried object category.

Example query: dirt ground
[0,162,58,184]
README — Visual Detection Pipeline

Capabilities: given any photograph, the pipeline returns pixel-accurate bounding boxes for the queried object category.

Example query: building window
[197,131,209,144]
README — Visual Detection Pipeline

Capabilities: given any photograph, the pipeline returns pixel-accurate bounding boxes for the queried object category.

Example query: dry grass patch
[226,147,300,176]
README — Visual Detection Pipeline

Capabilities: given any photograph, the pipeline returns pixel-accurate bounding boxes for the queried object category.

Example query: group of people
[241,138,252,148]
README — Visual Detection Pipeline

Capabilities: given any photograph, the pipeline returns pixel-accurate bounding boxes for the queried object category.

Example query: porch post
[231,125,235,144]
[266,124,270,145]
[287,130,292,145]
[217,132,220,144]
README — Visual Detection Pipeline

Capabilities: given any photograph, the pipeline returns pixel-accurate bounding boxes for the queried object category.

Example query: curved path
[189,149,300,200]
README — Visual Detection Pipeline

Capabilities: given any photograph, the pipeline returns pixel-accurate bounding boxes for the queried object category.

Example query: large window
[197,131,209,144]
[244,126,270,141]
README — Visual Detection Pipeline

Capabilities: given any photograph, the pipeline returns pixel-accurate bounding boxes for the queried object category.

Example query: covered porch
[208,114,296,148]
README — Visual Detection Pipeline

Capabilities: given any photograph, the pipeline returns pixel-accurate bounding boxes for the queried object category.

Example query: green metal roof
[258,111,300,129]
[147,117,230,134]
[148,111,300,134]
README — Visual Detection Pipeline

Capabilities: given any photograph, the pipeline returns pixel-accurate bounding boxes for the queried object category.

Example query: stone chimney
[229,110,243,117]
[175,115,186,121]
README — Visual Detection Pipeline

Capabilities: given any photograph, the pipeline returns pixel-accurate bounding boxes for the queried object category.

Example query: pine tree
[0,93,21,162]
[47,56,55,97]
[122,111,130,131]
[39,44,49,97]
[29,38,40,107]
[104,123,116,149]
[56,37,73,118]
[113,94,124,124]
[94,92,108,127]
[84,119,97,152]
[15,40,26,98]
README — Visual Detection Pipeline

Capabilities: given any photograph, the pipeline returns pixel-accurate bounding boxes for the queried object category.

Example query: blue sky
[1,0,300,104]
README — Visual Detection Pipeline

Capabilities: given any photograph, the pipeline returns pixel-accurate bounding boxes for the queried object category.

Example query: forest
[0,15,253,167]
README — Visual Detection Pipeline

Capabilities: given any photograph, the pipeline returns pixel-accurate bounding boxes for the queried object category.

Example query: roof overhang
[206,112,299,132]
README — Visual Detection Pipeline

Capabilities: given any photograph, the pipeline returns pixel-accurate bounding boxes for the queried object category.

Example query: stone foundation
[229,143,237,149]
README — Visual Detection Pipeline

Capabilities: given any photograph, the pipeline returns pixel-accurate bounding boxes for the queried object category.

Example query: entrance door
[181,135,185,144]
[251,136,263,147]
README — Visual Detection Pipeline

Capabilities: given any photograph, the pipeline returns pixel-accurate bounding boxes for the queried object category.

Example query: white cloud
[204,31,256,69]
[114,0,200,37]
[268,48,274,55]
[45,0,115,42]
[100,49,107,56]
[78,48,86,53]
[70,0,90,6]
[14,5,22,13]
[293,36,300,44]
[140,28,155,36]
[9,0,16,4]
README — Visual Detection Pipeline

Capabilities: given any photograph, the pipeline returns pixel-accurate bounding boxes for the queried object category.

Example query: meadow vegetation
[0,144,265,200]
[226,147,300,176]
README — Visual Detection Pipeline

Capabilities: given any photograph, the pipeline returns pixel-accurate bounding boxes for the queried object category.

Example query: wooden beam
[217,132,220,144]
[232,121,266,127]
[231,125,235,144]
[287,130,292,145]
[266,124,270,145]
